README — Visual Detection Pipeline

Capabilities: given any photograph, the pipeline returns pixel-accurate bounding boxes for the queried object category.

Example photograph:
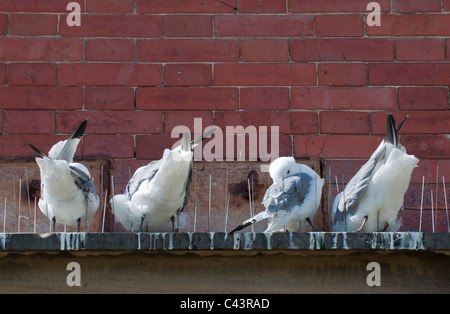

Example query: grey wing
[125,159,162,199]
[263,174,311,215]
[69,165,97,198]
[178,160,193,213]
[339,141,387,215]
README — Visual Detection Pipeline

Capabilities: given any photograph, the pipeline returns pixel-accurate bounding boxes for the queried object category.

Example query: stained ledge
[0,232,450,252]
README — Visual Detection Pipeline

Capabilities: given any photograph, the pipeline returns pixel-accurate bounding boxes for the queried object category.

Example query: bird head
[269,157,300,184]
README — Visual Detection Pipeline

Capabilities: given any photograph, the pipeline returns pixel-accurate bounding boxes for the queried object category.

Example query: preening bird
[231,157,325,233]
[331,114,419,232]
[29,120,100,232]
[111,128,216,232]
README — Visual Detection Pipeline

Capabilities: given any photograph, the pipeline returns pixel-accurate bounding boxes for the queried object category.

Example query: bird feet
[354,215,368,232]
[306,217,318,232]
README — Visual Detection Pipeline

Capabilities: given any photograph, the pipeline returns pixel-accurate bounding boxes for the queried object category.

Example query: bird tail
[230,211,268,233]
[191,126,216,149]
[386,114,408,147]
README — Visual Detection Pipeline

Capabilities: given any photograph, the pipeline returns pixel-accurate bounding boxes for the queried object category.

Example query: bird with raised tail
[111,128,216,232]
[331,114,419,232]
[28,120,100,232]
[231,157,324,233]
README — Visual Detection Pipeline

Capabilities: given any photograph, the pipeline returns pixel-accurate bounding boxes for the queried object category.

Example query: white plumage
[231,156,324,233]
[331,114,419,232]
[30,120,100,231]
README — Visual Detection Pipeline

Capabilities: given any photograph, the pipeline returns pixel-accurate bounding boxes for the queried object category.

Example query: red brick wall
[0,0,449,231]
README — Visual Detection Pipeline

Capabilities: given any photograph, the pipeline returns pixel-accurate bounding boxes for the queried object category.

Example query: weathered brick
[291,39,393,62]
[136,87,238,111]
[215,63,316,86]
[320,111,370,134]
[288,0,391,12]
[0,86,82,110]
[240,39,289,62]
[136,135,180,160]
[369,63,450,86]
[7,63,57,86]
[215,15,313,37]
[401,135,450,159]
[164,111,213,134]
[0,38,83,62]
[85,39,135,62]
[318,63,367,86]
[367,14,450,36]
[136,0,237,13]
[164,64,212,86]
[393,0,442,12]
[0,135,67,159]
[0,0,82,12]
[240,88,290,110]
[292,87,396,110]
[59,63,162,86]
[396,38,445,61]
[85,87,135,111]
[398,87,449,110]
[238,0,286,13]
[164,15,213,37]
[137,39,239,62]
[84,135,135,158]
[86,0,134,13]
[57,111,163,135]
[0,63,6,85]
[9,14,57,36]
[315,15,364,37]
[5,110,55,134]
[0,14,6,35]
[60,15,163,38]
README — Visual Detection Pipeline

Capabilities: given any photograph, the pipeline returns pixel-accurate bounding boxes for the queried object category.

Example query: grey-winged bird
[331,114,419,232]
[231,157,324,233]
[29,120,100,232]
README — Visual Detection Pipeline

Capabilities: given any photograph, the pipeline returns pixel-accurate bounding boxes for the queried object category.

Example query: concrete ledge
[1,232,450,252]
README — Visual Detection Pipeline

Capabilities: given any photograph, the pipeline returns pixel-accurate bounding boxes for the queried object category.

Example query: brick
[57,111,163,135]
[0,86,82,110]
[137,39,239,62]
[0,14,6,35]
[0,135,67,159]
[59,63,162,86]
[215,15,313,37]
[136,135,180,160]
[136,0,236,13]
[0,63,6,85]
[84,135,134,158]
[164,15,212,37]
[369,63,450,86]
[7,63,57,86]
[85,39,134,62]
[399,87,449,110]
[214,111,318,134]
[291,39,393,62]
[292,87,396,110]
[113,159,152,186]
[164,111,213,134]
[294,135,382,159]
[86,0,134,13]
[215,63,316,86]
[0,38,83,62]
[396,39,445,61]
[393,0,442,12]
[238,0,286,13]
[445,0,450,10]
[0,0,82,12]
[367,14,450,36]
[164,64,212,86]
[240,88,289,110]
[318,63,367,86]
[137,87,238,111]
[370,111,450,135]
[320,111,369,135]
[315,15,364,37]
[401,135,450,159]
[240,39,289,62]
[85,87,134,111]
[9,14,57,36]
[5,110,55,134]
[60,15,163,38]
[288,0,391,12]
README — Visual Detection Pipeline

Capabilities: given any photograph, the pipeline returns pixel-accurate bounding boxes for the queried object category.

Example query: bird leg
[355,215,368,232]
[381,222,389,232]
[77,217,81,233]
[52,217,56,233]
[139,214,145,233]
[305,217,318,232]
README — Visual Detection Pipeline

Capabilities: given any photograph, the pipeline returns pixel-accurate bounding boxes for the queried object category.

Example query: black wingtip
[229,221,253,233]
[385,114,397,146]
[28,143,48,158]
[71,120,88,140]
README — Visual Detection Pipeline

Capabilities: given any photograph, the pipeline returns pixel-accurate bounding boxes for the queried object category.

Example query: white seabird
[331,114,419,232]
[231,157,325,233]
[29,120,100,232]
[111,128,215,232]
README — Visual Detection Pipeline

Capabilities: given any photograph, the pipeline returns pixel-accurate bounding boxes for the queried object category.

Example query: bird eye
[287,170,290,174]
